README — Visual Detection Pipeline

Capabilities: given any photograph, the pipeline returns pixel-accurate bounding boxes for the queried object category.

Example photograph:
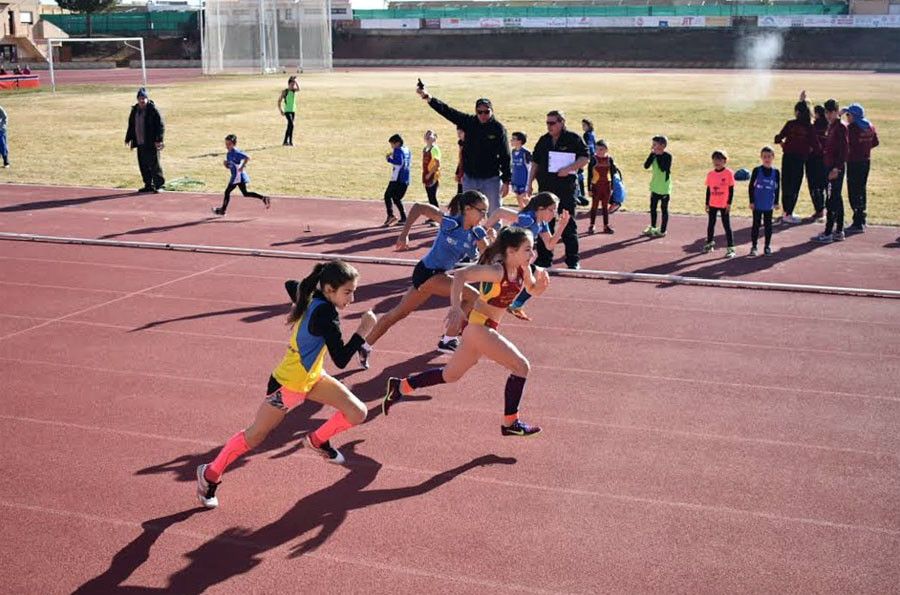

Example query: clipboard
[548,150,576,173]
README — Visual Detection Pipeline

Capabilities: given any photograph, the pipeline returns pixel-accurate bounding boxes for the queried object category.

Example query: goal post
[46,37,147,93]
[202,0,332,75]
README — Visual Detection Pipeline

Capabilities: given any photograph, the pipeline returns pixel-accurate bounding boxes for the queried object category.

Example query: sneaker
[568,263,581,270]
[501,419,542,437]
[749,246,758,257]
[764,246,772,256]
[305,435,346,465]
[437,337,459,354]
[263,196,271,209]
[2,163,9,169]
[814,210,825,223]
[812,233,833,244]
[211,207,225,216]
[651,228,667,238]
[832,230,845,242]
[357,346,370,370]
[642,225,656,236]
[397,218,407,226]
[576,196,589,207]
[507,306,531,321]
[702,241,715,253]
[783,214,801,225]
[382,377,403,416]
[844,224,865,235]
[383,216,398,227]
[137,186,154,194]
[725,247,736,258]
[602,227,615,235]
[196,464,220,509]
[587,225,596,235]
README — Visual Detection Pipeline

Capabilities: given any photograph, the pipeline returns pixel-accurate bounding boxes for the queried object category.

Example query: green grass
[3,69,898,223]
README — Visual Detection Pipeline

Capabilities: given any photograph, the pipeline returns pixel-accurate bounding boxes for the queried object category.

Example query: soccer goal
[45,37,147,93]
[202,0,333,75]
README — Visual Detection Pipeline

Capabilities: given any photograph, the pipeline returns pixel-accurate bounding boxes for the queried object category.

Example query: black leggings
[781,153,806,215]
[283,112,295,145]
[751,209,773,248]
[707,207,734,246]
[824,169,845,235]
[846,160,870,226]
[806,155,826,213]
[384,181,408,220]
[220,183,266,214]
[425,182,439,207]
[650,193,669,232]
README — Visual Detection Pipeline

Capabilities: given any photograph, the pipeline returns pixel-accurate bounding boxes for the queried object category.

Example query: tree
[55,0,118,37]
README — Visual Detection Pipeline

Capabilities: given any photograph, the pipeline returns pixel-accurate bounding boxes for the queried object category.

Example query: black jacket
[427,97,511,183]
[125,101,165,148]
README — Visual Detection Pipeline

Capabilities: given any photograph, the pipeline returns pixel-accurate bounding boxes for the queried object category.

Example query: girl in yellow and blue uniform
[196,261,376,509]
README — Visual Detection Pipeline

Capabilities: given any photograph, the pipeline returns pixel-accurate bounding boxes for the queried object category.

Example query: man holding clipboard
[529,110,589,269]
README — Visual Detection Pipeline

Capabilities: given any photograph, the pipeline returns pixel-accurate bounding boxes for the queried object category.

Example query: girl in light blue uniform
[358,191,490,367]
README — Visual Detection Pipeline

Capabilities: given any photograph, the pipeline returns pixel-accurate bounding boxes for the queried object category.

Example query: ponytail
[520,191,559,214]
[478,227,532,266]
[447,189,488,216]
[286,260,359,325]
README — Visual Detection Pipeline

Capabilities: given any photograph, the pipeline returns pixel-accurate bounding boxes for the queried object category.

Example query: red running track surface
[0,183,898,593]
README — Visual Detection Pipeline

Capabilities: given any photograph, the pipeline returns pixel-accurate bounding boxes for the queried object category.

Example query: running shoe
[196,464,220,509]
[812,233,833,244]
[568,262,581,270]
[211,207,225,216]
[507,306,531,321]
[651,228,667,238]
[844,224,865,235]
[587,225,596,235]
[576,196,589,207]
[725,246,736,258]
[437,338,459,353]
[382,377,403,416]
[383,216,398,227]
[764,246,772,256]
[749,246,758,257]
[305,436,346,465]
[702,241,715,253]
[357,346,370,370]
[501,419,542,437]
[602,227,615,234]
[832,230,845,242]
[642,225,656,236]
[813,210,825,223]
[397,218,407,226]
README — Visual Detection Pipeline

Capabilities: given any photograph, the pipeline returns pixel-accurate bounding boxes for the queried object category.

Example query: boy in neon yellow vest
[278,76,300,146]
[642,135,673,237]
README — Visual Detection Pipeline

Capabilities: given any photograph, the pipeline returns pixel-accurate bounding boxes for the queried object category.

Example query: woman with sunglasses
[357,191,491,368]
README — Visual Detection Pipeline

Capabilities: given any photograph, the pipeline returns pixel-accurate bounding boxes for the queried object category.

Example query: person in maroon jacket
[812,99,849,244]
[806,104,829,223]
[774,99,820,224]
[842,103,879,234]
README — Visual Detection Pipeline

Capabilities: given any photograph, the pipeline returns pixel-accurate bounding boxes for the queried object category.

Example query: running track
[0,184,898,593]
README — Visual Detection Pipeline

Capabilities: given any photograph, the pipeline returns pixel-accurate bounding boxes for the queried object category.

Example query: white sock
[441,335,457,343]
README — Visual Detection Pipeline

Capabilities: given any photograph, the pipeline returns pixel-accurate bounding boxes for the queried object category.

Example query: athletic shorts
[466,309,500,330]
[265,375,309,412]
[512,185,527,196]
[412,260,446,290]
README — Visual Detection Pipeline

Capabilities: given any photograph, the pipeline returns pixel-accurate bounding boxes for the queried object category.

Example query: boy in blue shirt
[384,133,411,226]
[748,146,781,256]
[510,131,532,209]
[212,134,269,216]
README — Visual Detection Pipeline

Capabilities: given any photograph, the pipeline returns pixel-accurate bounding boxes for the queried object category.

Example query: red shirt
[774,119,820,157]
[823,120,849,169]
[705,168,735,209]
[847,123,879,162]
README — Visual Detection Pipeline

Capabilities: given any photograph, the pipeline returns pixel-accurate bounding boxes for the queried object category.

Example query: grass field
[3,69,898,222]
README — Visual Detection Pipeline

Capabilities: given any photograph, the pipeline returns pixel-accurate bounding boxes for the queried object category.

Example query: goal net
[202,0,332,74]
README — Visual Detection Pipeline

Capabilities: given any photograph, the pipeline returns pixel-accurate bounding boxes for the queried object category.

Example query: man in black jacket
[530,110,589,270]
[417,83,510,214]
[125,88,165,193]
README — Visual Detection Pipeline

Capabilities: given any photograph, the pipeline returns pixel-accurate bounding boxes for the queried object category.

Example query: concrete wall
[333,27,900,70]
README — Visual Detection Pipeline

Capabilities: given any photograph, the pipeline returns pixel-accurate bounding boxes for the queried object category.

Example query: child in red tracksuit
[588,139,621,235]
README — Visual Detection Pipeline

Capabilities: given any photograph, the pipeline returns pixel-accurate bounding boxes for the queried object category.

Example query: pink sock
[310,412,354,447]
[205,430,250,483]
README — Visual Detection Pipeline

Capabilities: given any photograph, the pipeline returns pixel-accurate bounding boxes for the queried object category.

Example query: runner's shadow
[99,218,251,240]
[93,442,516,594]
[129,302,291,332]
[272,226,435,255]
[0,192,134,213]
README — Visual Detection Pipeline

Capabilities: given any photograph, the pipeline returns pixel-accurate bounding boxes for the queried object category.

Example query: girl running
[196,261,376,509]
[382,227,549,437]
[357,191,490,368]
[484,191,569,321]
[211,134,269,216]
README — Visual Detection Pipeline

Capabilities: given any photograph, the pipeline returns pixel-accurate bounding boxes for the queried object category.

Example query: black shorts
[412,260,446,290]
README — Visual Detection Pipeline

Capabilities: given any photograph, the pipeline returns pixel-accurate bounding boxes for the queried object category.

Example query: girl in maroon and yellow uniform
[381,227,549,436]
